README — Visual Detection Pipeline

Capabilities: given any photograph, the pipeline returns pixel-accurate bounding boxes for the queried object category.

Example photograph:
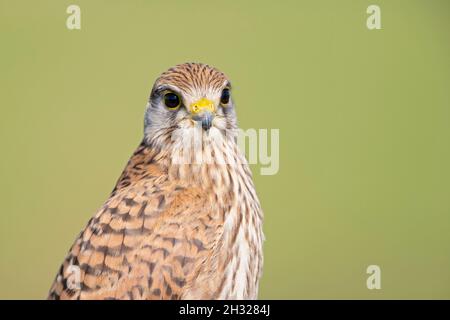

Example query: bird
[48,63,264,300]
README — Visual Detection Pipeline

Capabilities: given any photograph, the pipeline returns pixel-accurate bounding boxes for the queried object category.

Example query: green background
[1,0,449,299]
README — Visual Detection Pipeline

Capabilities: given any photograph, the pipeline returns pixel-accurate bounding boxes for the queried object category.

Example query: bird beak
[190,98,215,131]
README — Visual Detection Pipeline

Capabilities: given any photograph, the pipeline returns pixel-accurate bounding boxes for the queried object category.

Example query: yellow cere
[189,98,215,114]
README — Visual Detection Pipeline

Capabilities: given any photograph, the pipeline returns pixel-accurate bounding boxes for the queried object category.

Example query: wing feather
[48,147,221,300]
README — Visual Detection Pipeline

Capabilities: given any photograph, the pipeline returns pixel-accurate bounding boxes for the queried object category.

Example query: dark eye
[220,88,230,105]
[163,92,181,109]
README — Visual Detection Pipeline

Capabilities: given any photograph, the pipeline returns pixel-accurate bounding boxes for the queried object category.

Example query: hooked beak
[190,98,215,131]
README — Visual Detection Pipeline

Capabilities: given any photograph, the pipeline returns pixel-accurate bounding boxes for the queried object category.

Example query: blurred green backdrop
[1,0,449,299]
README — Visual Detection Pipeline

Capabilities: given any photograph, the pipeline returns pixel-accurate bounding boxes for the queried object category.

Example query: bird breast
[180,143,264,300]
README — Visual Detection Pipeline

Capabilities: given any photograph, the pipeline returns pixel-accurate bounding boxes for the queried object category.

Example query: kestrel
[48,63,264,300]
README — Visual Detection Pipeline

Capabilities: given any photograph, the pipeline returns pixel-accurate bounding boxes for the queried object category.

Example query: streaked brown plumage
[48,63,264,300]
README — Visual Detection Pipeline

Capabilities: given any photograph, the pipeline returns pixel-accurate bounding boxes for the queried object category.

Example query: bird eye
[163,92,181,109]
[220,88,230,105]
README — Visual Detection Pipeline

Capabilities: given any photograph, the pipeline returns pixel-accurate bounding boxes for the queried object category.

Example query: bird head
[144,63,237,150]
